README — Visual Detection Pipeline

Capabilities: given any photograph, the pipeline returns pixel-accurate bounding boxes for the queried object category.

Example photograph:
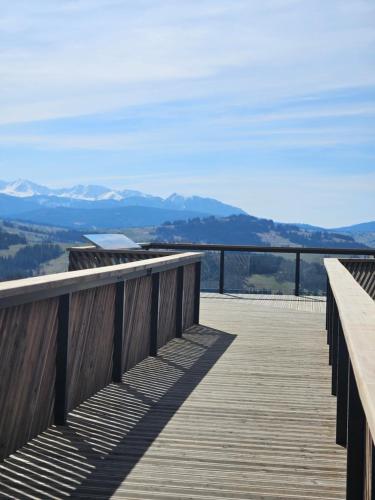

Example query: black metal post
[331,303,339,396]
[372,443,375,500]
[219,250,225,294]
[150,272,159,357]
[326,277,330,334]
[176,266,184,338]
[194,261,201,324]
[336,322,349,447]
[329,298,335,366]
[112,281,125,383]
[294,252,301,296]
[346,362,365,500]
[55,293,70,425]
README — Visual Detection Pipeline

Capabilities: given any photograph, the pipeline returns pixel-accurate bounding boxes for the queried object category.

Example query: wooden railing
[0,251,202,461]
[325,258,375,499]
[68,246,177,271]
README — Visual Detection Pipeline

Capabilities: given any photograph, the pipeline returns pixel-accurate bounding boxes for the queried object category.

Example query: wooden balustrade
[0,251,202,461]
[68,246,176,270]
[325,258,375,499]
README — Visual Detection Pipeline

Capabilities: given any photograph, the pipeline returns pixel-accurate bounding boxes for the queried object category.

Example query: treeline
[2,220,83,243]
[157,214,365,249]
[0,229,26,249]
[0,244,63,280]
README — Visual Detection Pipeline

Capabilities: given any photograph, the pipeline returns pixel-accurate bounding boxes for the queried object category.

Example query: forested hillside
[156,215,365,248]
[155,215,369,295]
[0,220,83,281]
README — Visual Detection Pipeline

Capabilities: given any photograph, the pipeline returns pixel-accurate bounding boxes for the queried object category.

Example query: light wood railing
[325,258,375,500]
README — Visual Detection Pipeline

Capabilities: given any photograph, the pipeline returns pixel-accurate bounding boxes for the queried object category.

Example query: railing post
[150,272,160,357]
[55,293,70,425]
[329,296,335,366]
[331,301,339,396]
[372,443,375,499]
[346,361,366,500]
[194,261,201,324]
[219,250,225,294]
[113,281,125,383]
[326,277,330,334]
[175,266,184,338]
[336,322,348,447]
[294,252,301,296]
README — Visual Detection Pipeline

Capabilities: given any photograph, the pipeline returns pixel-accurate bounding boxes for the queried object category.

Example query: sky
[0,0,374,227]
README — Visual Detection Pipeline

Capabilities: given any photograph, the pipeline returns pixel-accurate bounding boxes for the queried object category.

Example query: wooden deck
[0,295,346,499]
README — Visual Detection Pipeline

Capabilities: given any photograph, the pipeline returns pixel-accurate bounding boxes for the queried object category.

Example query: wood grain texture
[0,295,346,499]
[68,285,115,411]
[0,252,201,308]
[325,258,375,447]
[158,269,178,348]
[0,298,58,460]
[69,248,176,271]
[341,259,375,299]
[122,276,152,372]
[182,263,196,330]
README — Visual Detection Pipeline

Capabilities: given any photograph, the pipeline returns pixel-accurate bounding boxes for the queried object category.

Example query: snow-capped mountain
[0,179,246,228]
[0,179,147,202]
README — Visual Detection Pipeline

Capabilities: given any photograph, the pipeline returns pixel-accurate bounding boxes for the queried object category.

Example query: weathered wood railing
[0,251,202,461]
[68,246,177,270]
[325,258,375,499]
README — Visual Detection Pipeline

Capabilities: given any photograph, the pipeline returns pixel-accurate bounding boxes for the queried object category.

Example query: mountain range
[0,179,373,235]
[0,179,245,228]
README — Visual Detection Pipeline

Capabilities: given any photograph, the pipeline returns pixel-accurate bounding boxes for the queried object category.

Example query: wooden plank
[341,259,375,300]
[122,276,152,372]
[0,295,346,499]
[0,298,58,460]
[158,269,178,349]
[182,263,196,330]
[325,258,375,444]
[0,252,202,308]
[67,285,116,411]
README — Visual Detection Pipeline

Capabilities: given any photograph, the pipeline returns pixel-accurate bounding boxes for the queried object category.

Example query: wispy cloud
[0,0,374,225]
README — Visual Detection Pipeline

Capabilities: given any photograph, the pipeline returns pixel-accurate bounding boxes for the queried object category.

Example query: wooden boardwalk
[0,295,346,499]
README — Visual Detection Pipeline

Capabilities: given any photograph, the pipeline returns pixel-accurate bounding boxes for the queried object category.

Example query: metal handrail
[143,243,375,296]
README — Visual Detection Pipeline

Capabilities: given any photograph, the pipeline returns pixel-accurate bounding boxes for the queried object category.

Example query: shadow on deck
[0,325,235,499]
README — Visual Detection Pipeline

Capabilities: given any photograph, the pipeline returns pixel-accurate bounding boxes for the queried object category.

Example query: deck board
[0,295,345,499]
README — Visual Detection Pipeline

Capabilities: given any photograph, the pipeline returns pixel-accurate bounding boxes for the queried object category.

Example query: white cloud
[1,0,374,124]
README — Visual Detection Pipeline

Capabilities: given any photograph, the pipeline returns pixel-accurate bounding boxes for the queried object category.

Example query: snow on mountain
[0,179,246,217]
[1,179,51,198]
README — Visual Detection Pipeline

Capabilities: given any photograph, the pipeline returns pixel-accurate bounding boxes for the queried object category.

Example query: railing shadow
[0,325,235,499]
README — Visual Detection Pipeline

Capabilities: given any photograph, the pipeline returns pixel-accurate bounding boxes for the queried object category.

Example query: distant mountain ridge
[156,215,368,249]
[0,179,246,228]
[0,179,245,214]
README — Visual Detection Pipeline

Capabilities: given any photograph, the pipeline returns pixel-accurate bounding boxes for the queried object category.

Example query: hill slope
[155,215,367,249]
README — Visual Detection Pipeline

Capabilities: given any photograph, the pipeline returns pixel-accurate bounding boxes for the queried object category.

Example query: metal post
[346,362,365,500]
[294,252,301,296]
[112,281,125,383]
[219,250,225,294]
[372,443,375,500]
[336,322,348,447]
[326,277,330,334]
[194,261,201,324]
[176,266,184,338]
[55,293,70,425]
[150,272,159,357]
[329,298,335,366]
[331,303,339,396]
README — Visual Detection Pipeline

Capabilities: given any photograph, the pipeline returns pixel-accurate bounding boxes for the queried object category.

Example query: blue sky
[0,0,374,227]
